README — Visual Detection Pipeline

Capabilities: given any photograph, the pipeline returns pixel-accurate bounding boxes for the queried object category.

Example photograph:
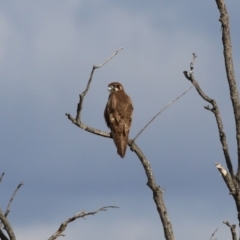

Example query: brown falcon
[104,82,133,158]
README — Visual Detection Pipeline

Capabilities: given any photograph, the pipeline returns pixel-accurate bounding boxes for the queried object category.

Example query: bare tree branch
[129,141,175,240]
[0,210,15,240]
[223,221,237,240]
[65,113,111,138]
[48,206,119,240]
[214,0,240,228]
[214,0,240,179]
[0,229,9,240]
[183,54,240,224]
[66,51,175,240]
[64,126,176,240]
[66,48,124,138]
[0,176,19,240]
[75,47,123,122]
[5,182,24,218]
[184,45,240,229]
[210,227,218,240]
[132,85,193,142]
[183,54,234,179]
[66,48,124,136]
[0,173,5,183]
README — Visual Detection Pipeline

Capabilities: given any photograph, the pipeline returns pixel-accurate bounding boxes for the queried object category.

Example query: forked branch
[48,206,119,240]
[75,47,123,122]
[66,48,123,135]
[66,49,175,240]
[183,54,234,179]
[184,52,240,225]
[223,221,237,240]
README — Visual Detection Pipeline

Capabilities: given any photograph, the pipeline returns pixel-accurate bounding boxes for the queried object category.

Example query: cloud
[0,1,239,240]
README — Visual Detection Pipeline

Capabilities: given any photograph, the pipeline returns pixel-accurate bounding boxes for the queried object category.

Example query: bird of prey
[104,82,133,158]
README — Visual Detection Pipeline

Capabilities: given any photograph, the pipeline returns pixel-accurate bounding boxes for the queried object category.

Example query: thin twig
[0,209,16,240]
[132,85,193,142]
[0,172,5,183]
[66,48,124,137]
[75,47,123,122]
[223,221,237,240]
[190,53,197,72]
[5,182,23,218]
[94,47,123,69]
[183,53,197,79]
[210,227,218,240]
[48,206,119,240]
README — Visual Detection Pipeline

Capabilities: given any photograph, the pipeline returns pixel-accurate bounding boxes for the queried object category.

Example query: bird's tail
[112,132,128,158]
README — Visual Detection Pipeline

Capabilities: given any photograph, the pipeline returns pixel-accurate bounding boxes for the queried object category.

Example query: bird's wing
[104,91,133,158]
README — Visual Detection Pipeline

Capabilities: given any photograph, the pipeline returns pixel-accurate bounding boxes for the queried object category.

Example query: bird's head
[108,82,124,92]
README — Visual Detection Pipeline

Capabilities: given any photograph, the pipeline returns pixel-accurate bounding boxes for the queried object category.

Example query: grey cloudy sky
[1,1,240,239]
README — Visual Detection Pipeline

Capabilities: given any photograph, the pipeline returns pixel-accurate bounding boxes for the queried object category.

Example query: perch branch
[67,50,175,240]
[129,140,175,240]
[210,228,218,240]
[75,47,123,122]
[133,85,193,142]
[66,113,110,138]
[48,206,119,240]
[214,0,240,179]
[0,210,15,240]
[5,182,24,218]
[183,54,234,179]
[223,221,237,240]
[0,173,4,183]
